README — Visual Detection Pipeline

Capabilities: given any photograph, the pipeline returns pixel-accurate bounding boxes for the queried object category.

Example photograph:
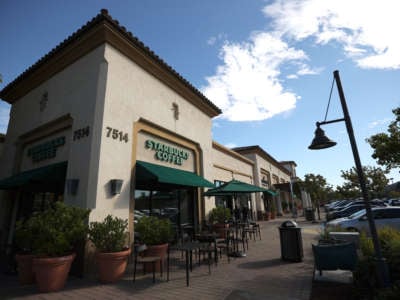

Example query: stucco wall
[0,46,107,212]
[89,44,214,222]
[209,144,254,216]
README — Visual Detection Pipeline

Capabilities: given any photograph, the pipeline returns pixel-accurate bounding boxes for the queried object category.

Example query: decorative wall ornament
[172,102,179,120]
[40,92,48,112]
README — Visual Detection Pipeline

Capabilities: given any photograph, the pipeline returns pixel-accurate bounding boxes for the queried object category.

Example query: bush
[354,227,400,297]
[135,216,173,245]
[88,215,128,252]
[209,206,231,224]
[14,220,35,254]
[24,202,90,257]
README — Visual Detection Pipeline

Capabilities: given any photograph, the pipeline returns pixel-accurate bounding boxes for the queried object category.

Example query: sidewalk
[1,215,325,300]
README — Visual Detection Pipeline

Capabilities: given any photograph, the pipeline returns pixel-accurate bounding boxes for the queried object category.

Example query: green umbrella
[203,180,276,196]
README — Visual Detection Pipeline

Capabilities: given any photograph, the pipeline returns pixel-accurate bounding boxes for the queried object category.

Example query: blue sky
[1,0,399,187]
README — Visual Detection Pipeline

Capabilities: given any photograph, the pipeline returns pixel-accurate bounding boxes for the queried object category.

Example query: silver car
[326,207,400,233]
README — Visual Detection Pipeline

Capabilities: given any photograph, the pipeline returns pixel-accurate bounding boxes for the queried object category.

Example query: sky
[1,0,400,188]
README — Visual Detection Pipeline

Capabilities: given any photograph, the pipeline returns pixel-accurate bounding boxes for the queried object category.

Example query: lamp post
[308,70,390,287]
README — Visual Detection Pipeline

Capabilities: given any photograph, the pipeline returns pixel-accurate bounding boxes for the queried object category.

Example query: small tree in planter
[209,206,231,238]
[135,216,173,272]
[14,219,36,285]
[26,202,90,292]
[88,215,130,283]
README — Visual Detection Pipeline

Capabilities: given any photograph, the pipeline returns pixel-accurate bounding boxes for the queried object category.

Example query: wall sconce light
[110,179,123,195]
[66,179,79,195]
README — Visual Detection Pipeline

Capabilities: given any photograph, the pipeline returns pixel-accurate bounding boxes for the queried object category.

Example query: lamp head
[308,124,337,150]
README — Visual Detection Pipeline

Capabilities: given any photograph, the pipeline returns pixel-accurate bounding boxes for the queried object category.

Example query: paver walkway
[1,215,324,300]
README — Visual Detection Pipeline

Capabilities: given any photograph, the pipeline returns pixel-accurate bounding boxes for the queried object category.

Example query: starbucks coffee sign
[145,139,189,165]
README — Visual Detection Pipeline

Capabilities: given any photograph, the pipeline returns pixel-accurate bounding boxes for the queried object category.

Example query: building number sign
[73,126,90,141]
[105,126,129,143]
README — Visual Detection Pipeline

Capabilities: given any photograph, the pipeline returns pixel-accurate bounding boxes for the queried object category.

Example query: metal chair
[133,244,162,283]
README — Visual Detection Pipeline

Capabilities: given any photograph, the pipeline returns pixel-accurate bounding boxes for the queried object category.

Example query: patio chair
[133,244,162,283]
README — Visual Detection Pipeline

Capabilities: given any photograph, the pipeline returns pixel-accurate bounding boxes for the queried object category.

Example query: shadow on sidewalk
[237,258,290,270]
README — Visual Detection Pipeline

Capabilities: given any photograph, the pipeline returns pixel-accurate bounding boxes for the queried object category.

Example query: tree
[299,173,330,219]
[367,107,400,171]
[339,166,389,198]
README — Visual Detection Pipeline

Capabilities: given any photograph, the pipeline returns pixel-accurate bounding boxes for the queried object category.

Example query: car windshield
[348,209,366,219]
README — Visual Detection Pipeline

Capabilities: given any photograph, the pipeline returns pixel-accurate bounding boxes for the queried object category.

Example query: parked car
[326,207,400,233]
[325,200,348,212]
[326,203,368,221]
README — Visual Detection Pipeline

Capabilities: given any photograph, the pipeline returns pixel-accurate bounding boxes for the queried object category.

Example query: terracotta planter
[144,243,168,273]
[96,248,131,283]
[15,254,35,285]
[33,253,75,293]
[213,223,229,238]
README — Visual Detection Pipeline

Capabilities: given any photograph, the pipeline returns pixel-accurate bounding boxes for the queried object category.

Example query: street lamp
[308,70,390,287]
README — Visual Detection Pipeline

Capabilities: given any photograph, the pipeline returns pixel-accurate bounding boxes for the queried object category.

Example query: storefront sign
[27,136,65,162]
[145,139,189,165]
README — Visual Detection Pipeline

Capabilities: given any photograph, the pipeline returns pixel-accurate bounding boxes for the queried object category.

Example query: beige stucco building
[0,10,297,274]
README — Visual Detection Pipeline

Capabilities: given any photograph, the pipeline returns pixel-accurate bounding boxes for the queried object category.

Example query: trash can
[279,220,303,262]
[305,208,315,221]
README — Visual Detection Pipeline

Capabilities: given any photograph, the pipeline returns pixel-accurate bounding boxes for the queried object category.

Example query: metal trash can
[279,220,303,262]
[305,208,315,221]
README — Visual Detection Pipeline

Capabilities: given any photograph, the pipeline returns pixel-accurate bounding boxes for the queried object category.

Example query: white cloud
[207,33,228,46]
[368,118,391,129]
[203,0,400,122]
[224,142,237,149]
[263,0,400,69]
[202,33,306,121]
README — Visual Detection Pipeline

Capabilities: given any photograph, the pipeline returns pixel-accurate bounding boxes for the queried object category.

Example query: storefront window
[134,188,195,229]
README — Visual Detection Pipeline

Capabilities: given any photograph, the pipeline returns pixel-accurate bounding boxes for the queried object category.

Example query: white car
[326,207,400,233]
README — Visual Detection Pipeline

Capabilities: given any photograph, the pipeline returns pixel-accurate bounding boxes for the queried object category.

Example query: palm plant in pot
[88,215,130,283]
[26,202,90,292]
[209,206,231,238]
[134,216,173,272]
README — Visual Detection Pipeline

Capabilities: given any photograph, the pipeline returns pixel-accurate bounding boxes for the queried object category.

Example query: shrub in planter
[14,220,36,285]
[88,215,130,283]
[26,202,90,292]
[135,216,173,272]
[135,216,173,246]
[209,207,231,238]
[209,206,231,224]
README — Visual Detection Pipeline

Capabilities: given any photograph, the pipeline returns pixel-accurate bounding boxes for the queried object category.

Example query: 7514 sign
[105,126,129,143]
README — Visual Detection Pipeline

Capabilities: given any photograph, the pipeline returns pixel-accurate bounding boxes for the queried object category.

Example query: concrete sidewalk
[1,216,324,300]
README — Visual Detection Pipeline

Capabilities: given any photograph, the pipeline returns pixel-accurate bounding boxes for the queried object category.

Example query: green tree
[300,174,330,219]
[367,107,400,171]
[339,166,389,198]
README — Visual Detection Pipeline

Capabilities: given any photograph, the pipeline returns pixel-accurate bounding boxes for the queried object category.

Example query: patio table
[169,241,202,286]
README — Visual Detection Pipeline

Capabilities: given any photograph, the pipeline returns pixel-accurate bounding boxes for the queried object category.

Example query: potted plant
[209,206,231,238]
[135,216,173,272]
[14,219,36,285]
[27,202,90,292]
[88,215,130,283]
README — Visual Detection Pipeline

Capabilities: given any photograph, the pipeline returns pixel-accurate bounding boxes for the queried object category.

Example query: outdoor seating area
[132,218,263,287]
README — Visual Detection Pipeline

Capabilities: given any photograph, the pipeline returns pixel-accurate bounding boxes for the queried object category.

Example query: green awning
[135,160,215,189]
[0,161,67,190]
